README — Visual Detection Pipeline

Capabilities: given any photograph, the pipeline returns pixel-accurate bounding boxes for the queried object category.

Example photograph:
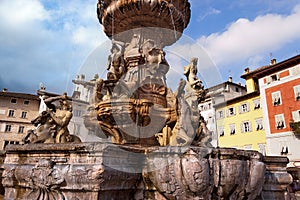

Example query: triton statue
[23,93,81,144]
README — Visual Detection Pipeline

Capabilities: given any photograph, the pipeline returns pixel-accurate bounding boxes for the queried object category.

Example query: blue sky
[0,0,300,94]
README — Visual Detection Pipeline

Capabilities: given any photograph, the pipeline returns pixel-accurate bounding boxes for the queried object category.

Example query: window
[227,107,236,117]
[266,74,280,84]
[4,141,19,147]
[271,74,279,82]
[239,103,249,113]
[294,85,300,101]
[21,111,27,118]
[278,140,289,155]
[241,121,252,133]
[291,66,300,76]
[281,146,289,155]
[292,110,300,122]
[24,100,29,105]
[217,110,224,119]
[74,110,83,117]
[5,125,12,132]
[275,114,285,129]
[272,91,281,106]
[200,105,204,111]
[10,98,17,103]
[230,124,236,135]
[18,126,25,133]
[8,110,15,117]
[219,126,224,137]
[235,87,239,92]
[255,118,264,130]
[208,116,214,124]
[253,99,260,110]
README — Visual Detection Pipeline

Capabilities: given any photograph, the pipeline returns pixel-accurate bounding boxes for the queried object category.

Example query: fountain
[0,0,292,199]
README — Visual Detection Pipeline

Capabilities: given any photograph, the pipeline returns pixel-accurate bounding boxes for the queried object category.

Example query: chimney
[2,88,8,92]
[228,76,232,82]
[39,82,46,91]
[244,68,250,74]
[270,58,276,65]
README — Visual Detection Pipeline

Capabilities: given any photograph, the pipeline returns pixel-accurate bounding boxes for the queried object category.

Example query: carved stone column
[261,156,293,200]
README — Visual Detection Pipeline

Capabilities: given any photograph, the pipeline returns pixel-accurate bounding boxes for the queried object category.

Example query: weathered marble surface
[262,156,293,200]
[2,143,142,200]
[1,143,292,200]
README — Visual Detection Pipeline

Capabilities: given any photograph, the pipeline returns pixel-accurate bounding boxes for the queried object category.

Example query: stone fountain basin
[1,143,292,200]
[97,0,191,46]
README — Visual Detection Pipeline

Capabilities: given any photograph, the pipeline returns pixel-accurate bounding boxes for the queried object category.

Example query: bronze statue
[107,40,125,80]
[23,93,81,144]
[184,58,204,90]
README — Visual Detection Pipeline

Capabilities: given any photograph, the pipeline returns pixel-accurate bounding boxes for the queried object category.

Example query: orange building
[241,55,300,168]
[265,78,300,135]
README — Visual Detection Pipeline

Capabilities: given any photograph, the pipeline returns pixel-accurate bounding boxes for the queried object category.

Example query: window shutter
[246,103,250,112]
[238,105,242,114]
[295,86,300,100]
[249,121,252,132]
[240,123,244,133]
[292,111,299,122]
[295,86,299,94]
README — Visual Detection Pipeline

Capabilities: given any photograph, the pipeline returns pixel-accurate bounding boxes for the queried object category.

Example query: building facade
[215,73,267,154]
[0,89,40,149]
[215,91,267,154]
[199,79,246,147]
[242,55,300,168]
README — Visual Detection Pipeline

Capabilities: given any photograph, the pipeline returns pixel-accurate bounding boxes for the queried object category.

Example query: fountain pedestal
[0,144,292,199]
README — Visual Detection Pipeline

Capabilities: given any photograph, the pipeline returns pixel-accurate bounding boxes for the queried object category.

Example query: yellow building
[215,72,267,155]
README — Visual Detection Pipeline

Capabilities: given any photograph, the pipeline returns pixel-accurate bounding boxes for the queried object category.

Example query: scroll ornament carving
[25,160,65,200]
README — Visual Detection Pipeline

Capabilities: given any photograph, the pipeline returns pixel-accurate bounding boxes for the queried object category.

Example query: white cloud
[0,0,108,94]
[0,0,49,28]
[198,4,300,67]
